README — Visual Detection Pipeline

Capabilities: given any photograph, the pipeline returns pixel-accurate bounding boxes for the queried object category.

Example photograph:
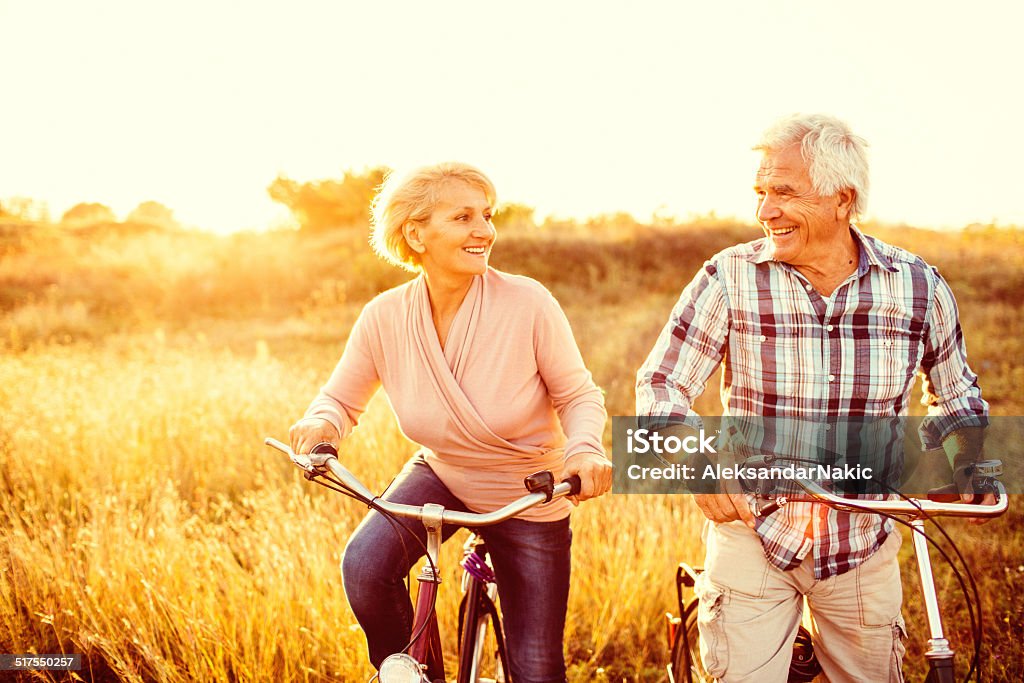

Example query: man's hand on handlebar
[939,463,999,526]
[939,427,996,525]
[563,451,613,505]
[289,417,341,456]
[694,475,757,529]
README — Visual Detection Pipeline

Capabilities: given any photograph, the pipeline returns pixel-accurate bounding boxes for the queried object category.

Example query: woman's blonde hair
[370,162,497,271]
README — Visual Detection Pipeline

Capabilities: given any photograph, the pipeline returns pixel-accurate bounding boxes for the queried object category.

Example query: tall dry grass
[1,220,1022,681]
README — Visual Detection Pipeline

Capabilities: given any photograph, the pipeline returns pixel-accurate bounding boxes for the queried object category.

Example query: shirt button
[824,424,832,431]
[759,335,767,342]
[828,374,836,382]
[805,284,813,292]
[826,324,834,331]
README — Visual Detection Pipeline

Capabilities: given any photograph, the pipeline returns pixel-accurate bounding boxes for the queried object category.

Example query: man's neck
[793,226,859,297]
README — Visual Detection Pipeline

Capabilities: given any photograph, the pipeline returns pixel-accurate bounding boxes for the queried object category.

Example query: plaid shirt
[636,227,988,578]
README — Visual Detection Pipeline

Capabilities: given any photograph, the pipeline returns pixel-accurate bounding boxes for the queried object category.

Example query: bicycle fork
[911,519,956,683]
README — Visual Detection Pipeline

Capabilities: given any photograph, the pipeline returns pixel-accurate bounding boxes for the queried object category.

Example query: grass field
[1,219,1022,681]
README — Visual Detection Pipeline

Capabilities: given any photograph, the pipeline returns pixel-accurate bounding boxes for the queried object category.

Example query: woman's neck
[422,268,475,320]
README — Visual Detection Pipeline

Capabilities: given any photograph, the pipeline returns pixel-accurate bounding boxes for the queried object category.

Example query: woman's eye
[483,213,493,221]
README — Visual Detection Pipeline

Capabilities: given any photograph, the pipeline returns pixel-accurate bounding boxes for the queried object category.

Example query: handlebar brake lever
[301,443,338,478]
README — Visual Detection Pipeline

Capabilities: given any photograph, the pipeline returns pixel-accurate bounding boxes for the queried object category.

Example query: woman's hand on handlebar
[289,417,340,456]
[563,451,613,505]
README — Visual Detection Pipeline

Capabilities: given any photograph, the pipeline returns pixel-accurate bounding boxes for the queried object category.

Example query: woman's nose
[473,217,496,238]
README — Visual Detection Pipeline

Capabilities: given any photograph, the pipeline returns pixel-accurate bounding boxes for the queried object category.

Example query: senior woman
[288,162,612,682]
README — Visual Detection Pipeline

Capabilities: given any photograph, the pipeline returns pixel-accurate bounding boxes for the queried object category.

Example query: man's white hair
[755,113,870,217]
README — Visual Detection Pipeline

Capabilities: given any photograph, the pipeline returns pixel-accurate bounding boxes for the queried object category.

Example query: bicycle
[664,458,1008,683]
[264,437,581,683]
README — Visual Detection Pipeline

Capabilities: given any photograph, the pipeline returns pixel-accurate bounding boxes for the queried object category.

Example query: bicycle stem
[420,503,444,581]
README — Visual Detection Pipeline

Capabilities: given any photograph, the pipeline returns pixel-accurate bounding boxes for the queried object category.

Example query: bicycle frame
[407,503,446,681]
[399,513,508,683]
[457,534,506,683]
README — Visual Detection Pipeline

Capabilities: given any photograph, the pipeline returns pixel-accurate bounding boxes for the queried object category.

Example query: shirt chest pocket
[728,321,800,399]
[852,329,922,401]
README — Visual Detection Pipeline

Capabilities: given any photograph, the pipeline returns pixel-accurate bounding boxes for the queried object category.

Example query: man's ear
[403,222,426,254]
[836,188,856,221]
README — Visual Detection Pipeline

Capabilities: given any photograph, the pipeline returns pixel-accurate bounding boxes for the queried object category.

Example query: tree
[1,196,50,222]
[267,167,389,232]
[61,202,117,227]
[126,201,178,229]
[493,202,537,232]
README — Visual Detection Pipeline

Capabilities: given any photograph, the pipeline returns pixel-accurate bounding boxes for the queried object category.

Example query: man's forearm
[941,425,985,470]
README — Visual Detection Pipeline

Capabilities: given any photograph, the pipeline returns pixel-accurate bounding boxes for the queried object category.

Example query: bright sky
[2,0,1022,233]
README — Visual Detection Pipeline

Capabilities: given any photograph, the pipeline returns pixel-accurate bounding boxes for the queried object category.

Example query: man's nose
[757,195,781,223]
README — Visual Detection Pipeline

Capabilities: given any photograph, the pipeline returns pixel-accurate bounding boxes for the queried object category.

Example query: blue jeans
[341,454,572,683]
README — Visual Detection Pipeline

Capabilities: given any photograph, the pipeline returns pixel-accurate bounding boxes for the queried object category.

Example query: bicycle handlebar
[264,437,581,527]
[762,476,1009,518]
[755,476,1008,519]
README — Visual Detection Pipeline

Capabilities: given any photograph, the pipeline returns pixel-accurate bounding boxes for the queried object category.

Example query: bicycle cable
[753,455,984,683]
[306,473,443,657]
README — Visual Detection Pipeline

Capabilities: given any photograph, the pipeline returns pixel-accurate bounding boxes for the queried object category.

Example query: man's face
[754,144,849,269]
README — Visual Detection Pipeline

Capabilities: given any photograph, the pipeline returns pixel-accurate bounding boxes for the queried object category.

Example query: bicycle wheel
[670,605,711,683]
[457,577,506,683]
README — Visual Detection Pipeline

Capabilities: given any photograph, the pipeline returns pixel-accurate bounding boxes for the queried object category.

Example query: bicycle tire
[457,577,507,683]
[670,605,711,683]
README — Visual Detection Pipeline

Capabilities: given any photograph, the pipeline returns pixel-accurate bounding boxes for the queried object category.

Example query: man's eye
[483,213,493,221]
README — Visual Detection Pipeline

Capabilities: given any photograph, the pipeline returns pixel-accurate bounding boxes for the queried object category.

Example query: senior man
[636,113,990,682]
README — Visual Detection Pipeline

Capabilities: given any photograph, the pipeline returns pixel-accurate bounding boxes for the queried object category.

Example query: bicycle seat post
[910,518,955,670]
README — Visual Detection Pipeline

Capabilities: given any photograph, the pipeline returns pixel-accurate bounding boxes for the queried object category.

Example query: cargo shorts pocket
[694,572,730,679]
[856,533,903,628]
[890,614,907,683]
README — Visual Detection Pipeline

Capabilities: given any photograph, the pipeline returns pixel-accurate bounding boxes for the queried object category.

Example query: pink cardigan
[305,268,607,521]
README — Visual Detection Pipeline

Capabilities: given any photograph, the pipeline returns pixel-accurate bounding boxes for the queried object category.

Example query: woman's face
[411,180,496,281]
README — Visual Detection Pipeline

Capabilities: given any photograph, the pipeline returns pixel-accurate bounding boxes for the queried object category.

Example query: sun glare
[2,1,1022,232]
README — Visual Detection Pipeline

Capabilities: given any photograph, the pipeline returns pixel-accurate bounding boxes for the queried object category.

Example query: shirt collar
[851,224,900,274]
[747,224,899,274]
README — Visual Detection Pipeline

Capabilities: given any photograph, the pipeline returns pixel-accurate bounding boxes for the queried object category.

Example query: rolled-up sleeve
[636,261,729,429]
[918,271,988,449]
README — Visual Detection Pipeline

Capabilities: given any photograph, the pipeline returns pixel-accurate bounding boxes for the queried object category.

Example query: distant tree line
[266,166,541,234]
[1,198,179,230]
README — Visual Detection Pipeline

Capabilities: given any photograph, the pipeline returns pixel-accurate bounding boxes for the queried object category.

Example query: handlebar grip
[926,483,997,504]
[310,442,338,457]
[563,475,582,496]
[757,500,781,517]
[524,470,581,501]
